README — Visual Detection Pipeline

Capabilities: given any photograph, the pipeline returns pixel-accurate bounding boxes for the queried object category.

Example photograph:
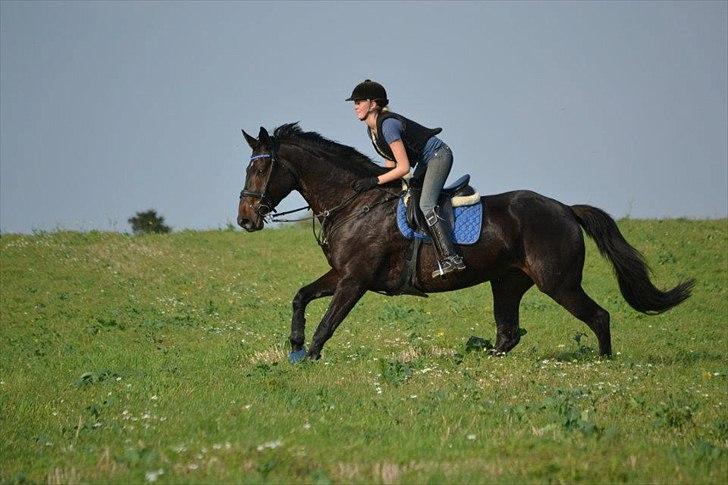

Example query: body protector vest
[367,111,442,167]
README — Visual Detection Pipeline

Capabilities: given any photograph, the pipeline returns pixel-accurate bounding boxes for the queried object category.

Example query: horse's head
[237,127,299,231]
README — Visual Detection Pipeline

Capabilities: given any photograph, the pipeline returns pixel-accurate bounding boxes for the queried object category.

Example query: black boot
[424,207,466,278]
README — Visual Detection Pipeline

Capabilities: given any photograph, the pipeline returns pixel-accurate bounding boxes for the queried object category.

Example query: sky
[1,1,726,234]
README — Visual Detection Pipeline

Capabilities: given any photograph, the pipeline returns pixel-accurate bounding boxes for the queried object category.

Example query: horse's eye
[257,168,265,174]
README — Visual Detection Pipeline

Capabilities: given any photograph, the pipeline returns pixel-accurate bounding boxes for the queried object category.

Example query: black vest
[367,111,443,166]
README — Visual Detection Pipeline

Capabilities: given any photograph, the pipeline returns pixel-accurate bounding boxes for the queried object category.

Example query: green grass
[1,219,726,483]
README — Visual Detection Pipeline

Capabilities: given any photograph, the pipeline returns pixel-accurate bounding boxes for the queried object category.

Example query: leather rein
[239,139,399,247]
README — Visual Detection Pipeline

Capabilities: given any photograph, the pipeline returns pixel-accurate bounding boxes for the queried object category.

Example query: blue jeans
[412,143,453,215]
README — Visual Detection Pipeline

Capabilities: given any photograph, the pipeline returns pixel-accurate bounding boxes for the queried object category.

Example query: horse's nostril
[238,217,248,228]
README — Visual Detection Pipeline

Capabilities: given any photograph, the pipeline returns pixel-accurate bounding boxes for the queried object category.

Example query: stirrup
[449,254,466,271]
[432,256,466,278]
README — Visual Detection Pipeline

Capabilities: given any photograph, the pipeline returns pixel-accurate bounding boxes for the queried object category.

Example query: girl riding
[347,79,465,278]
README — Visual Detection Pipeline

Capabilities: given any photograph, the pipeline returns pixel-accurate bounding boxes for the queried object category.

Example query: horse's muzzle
[237,215,264,232]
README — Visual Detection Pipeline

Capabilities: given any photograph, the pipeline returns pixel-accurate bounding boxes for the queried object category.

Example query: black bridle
[238,137,400,246]
[239,140,300,217]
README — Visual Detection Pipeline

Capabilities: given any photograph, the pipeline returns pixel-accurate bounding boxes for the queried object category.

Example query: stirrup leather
[424,207,466,277]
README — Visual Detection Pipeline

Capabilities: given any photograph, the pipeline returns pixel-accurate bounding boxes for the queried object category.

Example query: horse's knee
[292,290,307,312]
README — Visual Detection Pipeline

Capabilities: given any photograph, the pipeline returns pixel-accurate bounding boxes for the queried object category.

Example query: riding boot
[424,207,466,278]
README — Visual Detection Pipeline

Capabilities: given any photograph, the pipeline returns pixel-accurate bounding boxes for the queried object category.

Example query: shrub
[127,209,171,234]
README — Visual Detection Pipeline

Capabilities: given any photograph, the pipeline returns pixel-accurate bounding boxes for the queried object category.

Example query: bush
[127,210,171,235]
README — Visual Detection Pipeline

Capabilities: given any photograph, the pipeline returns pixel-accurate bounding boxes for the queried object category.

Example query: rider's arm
[377,140,410,184]
[383,159,396,168]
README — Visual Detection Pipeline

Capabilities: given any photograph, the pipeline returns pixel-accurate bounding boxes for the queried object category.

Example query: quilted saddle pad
[396,198,483,245]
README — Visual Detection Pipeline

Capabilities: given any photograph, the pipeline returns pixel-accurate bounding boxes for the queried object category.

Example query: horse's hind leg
[548,286,612,356]
[491,270,534,354]
[518,202,611,355]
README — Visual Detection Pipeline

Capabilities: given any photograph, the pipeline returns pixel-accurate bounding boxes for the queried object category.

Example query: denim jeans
[412,143,453,215]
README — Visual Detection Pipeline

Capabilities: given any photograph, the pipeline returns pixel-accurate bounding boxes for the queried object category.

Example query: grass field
[1,219,726,483]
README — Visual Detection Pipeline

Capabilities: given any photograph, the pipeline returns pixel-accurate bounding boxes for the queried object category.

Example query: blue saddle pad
[396,198,483,245]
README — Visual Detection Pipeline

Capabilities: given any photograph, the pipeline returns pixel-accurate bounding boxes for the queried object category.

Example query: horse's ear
[258,127,271,148]
[242,129,258,150]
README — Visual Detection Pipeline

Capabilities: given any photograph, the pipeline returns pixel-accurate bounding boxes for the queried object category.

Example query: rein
[312,188,399,247]
[268,188,399,248]
[240,138,401,247]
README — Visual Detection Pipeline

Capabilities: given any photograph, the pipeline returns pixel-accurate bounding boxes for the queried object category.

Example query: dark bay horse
[237,123,694,360]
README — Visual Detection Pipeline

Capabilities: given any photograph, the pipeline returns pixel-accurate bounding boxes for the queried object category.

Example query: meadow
[1,219,726,483]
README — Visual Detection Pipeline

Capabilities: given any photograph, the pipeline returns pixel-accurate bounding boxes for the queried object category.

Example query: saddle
[403,174,479,236]
[389,174,482,297]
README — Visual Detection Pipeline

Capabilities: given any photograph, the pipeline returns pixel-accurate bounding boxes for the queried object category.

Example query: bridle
[239,139,299,217]
[238,137,400,247]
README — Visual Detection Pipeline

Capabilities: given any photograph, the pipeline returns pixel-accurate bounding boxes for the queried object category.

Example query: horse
[237,123,694,361]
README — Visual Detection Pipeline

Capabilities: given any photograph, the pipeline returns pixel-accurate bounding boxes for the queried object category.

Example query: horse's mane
[273,122,387,177]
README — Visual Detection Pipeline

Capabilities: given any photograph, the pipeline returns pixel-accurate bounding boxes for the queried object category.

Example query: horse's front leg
[306,277,366,360]
[291,269,340,352]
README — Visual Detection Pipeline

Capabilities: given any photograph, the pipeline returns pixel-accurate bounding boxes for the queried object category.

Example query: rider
[347,79,466,278]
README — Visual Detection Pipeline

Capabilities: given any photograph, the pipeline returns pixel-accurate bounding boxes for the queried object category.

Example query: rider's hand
[352,176,379,192]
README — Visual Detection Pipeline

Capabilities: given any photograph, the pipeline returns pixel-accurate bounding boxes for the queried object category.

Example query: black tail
[571,205,694,314]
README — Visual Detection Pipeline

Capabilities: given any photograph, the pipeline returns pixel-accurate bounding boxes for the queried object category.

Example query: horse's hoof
[288,348,307,364]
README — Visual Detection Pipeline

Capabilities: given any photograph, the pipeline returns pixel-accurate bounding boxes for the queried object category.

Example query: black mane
[273,122,386,177]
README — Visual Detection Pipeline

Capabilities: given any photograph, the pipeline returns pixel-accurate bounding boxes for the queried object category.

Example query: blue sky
[1,1,726,233]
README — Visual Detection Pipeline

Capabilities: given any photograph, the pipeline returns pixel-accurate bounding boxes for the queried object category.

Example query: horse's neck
[283,145,358,214]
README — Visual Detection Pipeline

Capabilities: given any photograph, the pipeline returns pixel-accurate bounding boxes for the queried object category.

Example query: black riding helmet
[346,79,389,106]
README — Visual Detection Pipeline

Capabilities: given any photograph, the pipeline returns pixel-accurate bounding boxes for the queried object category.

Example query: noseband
[239,141,298,217]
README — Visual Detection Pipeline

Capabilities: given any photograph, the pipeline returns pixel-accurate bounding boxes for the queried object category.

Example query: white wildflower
[256,440,282,451]
[145,469,164,482]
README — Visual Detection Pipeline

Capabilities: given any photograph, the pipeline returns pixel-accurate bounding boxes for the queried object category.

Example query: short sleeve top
[381,118,403,144]
[370,116,444,164]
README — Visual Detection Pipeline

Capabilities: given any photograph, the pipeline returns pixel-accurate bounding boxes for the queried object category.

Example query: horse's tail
[570,204,694,314]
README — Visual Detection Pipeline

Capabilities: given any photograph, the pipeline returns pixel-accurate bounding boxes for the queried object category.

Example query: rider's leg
[424,207,465,277]
[417,144,453,215]
[417,144,466,277]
